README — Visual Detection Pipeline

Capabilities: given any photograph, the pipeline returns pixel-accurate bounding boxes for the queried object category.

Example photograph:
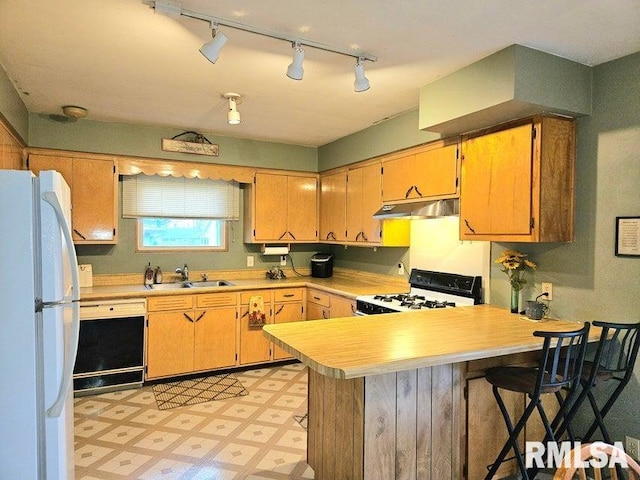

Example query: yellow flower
[494,250,537,291]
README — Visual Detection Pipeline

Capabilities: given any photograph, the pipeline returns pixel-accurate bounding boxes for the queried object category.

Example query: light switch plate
[247,255,254,267]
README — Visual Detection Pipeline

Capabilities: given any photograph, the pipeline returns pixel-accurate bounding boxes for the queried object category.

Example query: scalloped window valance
[117,157,255,184]
[122,174,240,220]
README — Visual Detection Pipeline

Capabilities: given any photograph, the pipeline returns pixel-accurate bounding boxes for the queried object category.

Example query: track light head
[222,93,241,125]
[353,58,370,92]
[286,42,305,80]
[200,25,228,64]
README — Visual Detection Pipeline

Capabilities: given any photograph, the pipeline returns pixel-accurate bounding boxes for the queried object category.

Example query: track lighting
[286,42,305,80]
[199,24,228,64]
[145,1,377,91]
[223,93,241,125]
[353,58,370,92]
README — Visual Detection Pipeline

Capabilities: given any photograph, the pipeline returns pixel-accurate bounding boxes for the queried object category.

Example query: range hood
[373,198,459,220]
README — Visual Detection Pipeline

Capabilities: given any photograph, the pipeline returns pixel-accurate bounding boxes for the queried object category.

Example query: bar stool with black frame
[533,320,640,480]
[578,320,640,444]
[483,323,591,480]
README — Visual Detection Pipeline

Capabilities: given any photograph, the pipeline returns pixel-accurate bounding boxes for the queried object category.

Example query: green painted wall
[0,65,29,142]
[29,114,318,171]
[317,109,441,171]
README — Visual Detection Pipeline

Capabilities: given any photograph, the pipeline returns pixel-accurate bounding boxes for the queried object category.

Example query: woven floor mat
[152,373,248,410]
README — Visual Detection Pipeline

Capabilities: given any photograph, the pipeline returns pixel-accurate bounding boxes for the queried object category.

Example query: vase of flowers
[495,250,537,313]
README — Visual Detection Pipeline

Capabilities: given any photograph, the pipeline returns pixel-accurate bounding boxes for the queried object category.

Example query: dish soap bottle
[144,263,154,286]
[154,266,163,284]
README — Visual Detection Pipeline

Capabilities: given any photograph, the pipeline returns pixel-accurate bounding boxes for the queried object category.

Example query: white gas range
[355,269,483,315]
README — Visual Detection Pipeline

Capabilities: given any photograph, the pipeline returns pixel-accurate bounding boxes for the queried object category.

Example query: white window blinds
[122,174,240,220]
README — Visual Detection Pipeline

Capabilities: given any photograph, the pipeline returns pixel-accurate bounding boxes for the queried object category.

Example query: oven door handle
[353,310,368,316]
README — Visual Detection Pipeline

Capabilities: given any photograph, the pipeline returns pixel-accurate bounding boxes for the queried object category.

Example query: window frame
[135,217,229,252]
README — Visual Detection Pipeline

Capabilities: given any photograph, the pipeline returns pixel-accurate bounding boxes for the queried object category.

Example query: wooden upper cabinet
[28,151,118,244]
[319,171,347,242]
[460,116,575,242]
[346,163,382,244]
[382,142,459,203]
[244,172,318,243]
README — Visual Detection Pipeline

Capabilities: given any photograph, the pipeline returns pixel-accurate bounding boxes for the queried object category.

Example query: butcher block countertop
[263,305,600,379]
[79,268,410,301]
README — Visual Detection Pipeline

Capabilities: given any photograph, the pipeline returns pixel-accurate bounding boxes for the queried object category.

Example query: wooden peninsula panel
[263,305,601,480]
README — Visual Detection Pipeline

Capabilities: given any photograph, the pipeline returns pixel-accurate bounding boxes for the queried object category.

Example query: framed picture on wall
[615,216,640,257]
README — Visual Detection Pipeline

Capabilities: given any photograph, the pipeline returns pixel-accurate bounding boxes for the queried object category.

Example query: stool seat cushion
[486,366,562,394]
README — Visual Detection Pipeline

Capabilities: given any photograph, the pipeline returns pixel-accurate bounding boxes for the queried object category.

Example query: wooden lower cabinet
[273,288,305,360]
[147,309,195,379]
[239,290,274,365]
[146,293,238,379]
[307,289,355,320]
[329,295,356,318]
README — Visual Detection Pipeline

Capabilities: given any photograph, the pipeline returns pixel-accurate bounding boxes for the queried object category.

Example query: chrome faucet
[175,264,189,281]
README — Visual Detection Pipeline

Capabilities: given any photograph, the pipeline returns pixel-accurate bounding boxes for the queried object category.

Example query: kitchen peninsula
[263,305,601,480]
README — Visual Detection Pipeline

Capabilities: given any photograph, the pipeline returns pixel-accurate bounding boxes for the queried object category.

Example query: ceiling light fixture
[286,42,305,80]
[222,93,241,125]
[62,105,88,119]
[145,0,376,91]
[199,23,228,64]
[353,58,370,92]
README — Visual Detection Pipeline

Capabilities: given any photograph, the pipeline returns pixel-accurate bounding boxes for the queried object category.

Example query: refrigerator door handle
[42,191,81,418]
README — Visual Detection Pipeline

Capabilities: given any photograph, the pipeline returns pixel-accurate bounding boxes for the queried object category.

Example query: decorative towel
[248,295,266,327]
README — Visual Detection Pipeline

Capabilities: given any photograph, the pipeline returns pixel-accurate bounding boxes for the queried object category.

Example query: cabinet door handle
[313,296,321,301]
[355,231,362,241]
[279,231,287,240]
[183,313,194,323]
[283,294,295,298]
[351,304,356,314]
[414,185,423,197]
[195,311,206,322]
[73,229,87,240]
[241,311,249,318]
[404,185,414,199]
[361,231,368,241]
[464,219,476,234]
[322,310,329,319]
[288,231,296,240]
[274,305,284,316]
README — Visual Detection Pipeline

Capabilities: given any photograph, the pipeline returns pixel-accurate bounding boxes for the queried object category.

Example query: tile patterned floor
[74,363,314,480]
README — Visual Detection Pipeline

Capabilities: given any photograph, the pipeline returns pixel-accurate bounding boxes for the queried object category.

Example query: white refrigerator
[0,170,80,479]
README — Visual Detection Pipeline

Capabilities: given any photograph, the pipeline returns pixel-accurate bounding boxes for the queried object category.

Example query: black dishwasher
[74,299,146,395]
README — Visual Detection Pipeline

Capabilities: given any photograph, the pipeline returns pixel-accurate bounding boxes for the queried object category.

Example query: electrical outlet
[626,436,640,460]
[541,282,553,301]
[398,262,404,275]
[246,255,254,267]
[280,255,287,266]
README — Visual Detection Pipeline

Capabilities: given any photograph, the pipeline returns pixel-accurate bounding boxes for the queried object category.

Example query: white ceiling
[1,0,639,147]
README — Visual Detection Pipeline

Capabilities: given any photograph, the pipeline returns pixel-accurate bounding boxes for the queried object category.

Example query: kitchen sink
[145,282,191,290]
[145,280,234,290]
[187,280,235,288]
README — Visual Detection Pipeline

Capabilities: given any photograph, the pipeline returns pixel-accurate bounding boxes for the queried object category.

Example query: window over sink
[122,174,240,251]
[137,218,226,251]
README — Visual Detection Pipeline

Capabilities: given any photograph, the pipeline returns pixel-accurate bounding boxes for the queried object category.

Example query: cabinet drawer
[274,288,303,303]
[307,290,330,308]
[196,292,237,309]
[240,290,273,305]
[148,295,194,312]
